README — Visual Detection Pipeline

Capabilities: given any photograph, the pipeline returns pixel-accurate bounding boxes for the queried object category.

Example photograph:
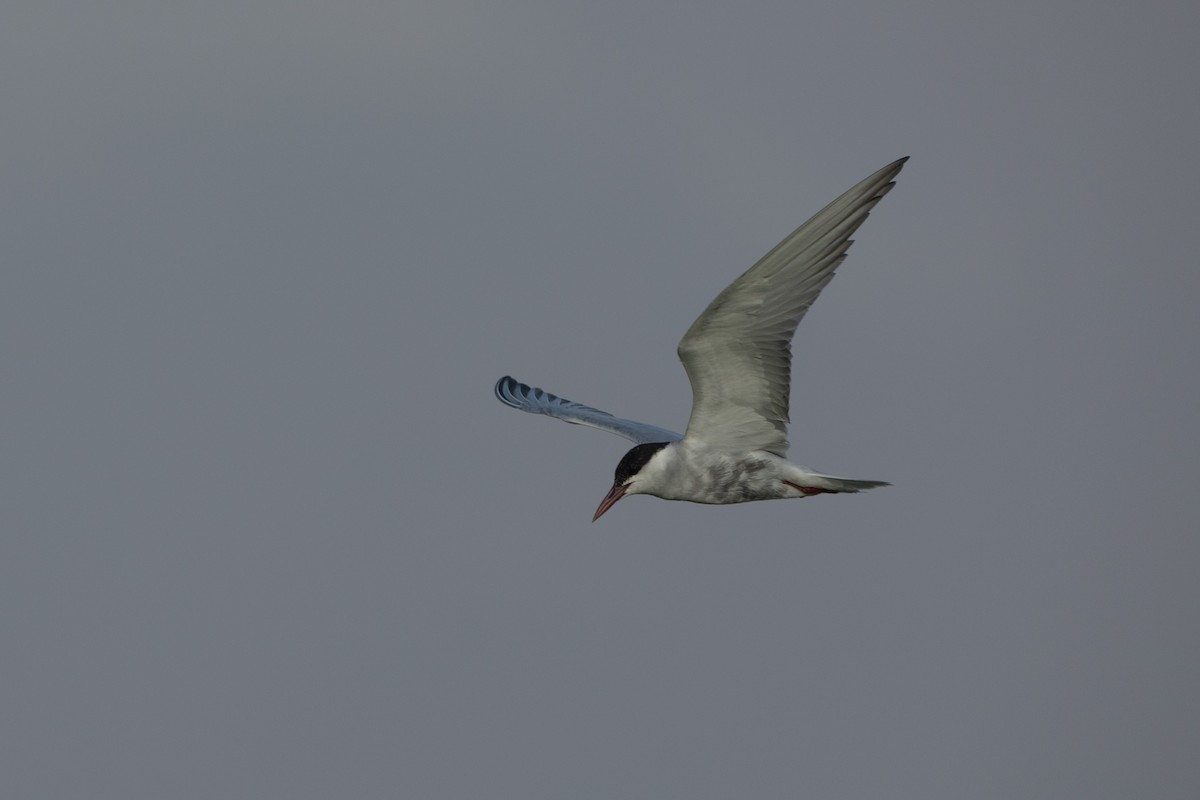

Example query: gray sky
[4,2,1198,798]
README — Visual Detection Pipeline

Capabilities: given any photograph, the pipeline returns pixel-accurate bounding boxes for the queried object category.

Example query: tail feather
[796,473,891,494]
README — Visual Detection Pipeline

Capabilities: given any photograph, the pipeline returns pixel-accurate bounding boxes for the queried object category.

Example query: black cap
[613,442,670,486]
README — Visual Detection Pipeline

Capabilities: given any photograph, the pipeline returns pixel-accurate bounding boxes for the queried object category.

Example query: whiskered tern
[496,157,906,521]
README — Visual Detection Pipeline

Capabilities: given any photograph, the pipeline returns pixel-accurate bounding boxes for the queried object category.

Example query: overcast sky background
[3,2,1198,798]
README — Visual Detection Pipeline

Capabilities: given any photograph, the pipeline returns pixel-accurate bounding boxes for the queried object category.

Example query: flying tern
[495,157,906,521]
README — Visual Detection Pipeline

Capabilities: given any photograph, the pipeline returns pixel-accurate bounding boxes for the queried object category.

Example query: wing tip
[494,375,525,408]
[870,156,908,195]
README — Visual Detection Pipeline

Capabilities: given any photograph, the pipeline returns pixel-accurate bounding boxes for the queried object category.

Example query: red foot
[783,480,829,495]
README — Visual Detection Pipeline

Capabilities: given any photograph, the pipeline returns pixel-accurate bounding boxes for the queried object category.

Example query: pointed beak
[592,482,628,522]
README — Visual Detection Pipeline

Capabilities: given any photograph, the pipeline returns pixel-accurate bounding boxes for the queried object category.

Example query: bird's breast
[644,446,788,504]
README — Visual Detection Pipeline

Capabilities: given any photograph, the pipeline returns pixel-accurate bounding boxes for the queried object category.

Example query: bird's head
[593,441,672,522]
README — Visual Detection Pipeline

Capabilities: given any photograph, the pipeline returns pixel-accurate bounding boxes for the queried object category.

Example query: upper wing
[494,376,684,444]
[677,157,907,456]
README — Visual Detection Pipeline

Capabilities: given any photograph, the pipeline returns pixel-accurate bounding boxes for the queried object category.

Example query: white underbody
[625,440,878,505]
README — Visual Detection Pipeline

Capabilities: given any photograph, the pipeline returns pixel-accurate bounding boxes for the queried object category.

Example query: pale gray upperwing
[677,158,906,457]
[495,376,683,444]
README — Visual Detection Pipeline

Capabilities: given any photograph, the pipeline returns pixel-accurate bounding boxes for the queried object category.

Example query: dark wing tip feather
[494,375,524,408]
[493,375,615,419]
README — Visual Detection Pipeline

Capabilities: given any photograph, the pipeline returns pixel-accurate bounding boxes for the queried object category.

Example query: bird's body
[495,157,907,520]
[617,441,884,505]
[633,442,796,505]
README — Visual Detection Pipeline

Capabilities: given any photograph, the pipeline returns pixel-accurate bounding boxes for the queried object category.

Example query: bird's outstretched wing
[677,157,907,456]
[494,376,683,444]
